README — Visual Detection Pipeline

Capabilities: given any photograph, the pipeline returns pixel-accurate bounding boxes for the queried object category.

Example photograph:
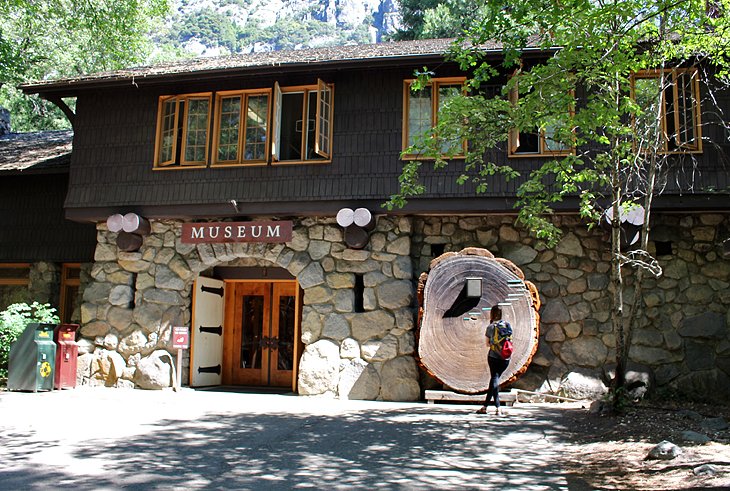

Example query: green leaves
[0,0,170,131]
[392,0,729,247]
[0,302,59,378]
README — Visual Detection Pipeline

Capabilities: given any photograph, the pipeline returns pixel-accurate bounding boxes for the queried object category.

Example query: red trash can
[54,324,79,389]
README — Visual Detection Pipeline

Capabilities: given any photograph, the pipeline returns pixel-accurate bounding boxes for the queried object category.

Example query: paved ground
[0,388,587,490]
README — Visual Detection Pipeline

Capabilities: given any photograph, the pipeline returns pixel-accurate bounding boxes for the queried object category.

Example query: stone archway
[77,217,421,400]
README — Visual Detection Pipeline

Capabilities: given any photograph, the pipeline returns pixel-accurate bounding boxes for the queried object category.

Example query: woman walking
[476,305,512,416]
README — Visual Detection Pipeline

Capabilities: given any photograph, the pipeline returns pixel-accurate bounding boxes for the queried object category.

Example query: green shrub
[0,302,59,379]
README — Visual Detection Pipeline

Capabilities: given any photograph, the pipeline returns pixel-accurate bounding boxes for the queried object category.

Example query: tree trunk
[416,248,540,394]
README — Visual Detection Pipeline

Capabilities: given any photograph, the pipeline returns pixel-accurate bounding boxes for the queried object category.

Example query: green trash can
[7,323,57,392]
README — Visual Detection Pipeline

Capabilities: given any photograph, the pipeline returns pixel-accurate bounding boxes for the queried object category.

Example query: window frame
[271,80,334,165]
[630,68,703,154]
[211,88,272,167]
[401,77,467,160]
[153,92,213,169]
[508,81,575,158]
[0,263,31,286]
[59,263,81,324]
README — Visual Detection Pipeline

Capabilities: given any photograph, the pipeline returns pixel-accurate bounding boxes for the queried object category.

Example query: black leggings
[484,356,510,409]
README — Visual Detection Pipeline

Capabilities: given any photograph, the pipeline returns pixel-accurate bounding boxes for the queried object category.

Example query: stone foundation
[412,214,730,402]
[76,213,730,403]
[77,217,419,400]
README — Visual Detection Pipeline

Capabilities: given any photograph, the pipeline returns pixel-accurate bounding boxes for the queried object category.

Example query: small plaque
[172,326,189,349]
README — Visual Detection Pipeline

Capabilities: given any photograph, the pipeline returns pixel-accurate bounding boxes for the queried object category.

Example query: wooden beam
[44,95,75,129]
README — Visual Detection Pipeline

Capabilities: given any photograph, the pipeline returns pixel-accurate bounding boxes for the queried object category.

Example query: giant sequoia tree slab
[417,248,540,394]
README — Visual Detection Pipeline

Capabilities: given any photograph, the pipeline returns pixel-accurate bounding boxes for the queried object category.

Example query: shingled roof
[21,38,502,94]
[0,130,72,173]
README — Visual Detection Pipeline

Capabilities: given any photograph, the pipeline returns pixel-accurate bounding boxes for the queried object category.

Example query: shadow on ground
[1,402,586,490]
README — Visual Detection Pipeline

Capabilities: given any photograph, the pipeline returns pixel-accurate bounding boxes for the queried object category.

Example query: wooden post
[176,348,182,391]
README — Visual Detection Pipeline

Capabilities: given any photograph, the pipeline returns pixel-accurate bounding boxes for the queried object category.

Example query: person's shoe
[475,406,487,414]
[496,408,507,416]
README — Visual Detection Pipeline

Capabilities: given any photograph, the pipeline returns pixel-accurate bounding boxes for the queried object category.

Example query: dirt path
[561,402,730,490]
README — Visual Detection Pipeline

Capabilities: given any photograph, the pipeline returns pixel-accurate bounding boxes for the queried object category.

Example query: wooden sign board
[181,221,293,244]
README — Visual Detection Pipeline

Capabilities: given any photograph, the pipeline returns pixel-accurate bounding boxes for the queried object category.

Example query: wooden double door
[190,277,301,389]
[223,281,300,387]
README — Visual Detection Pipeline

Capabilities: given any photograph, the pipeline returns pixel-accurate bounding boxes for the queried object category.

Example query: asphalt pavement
[0,387,589,490]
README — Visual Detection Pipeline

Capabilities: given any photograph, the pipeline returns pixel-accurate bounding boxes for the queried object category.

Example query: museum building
[12,38,730,401]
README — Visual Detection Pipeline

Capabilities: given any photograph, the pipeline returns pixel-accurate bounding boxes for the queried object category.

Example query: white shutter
[191,276,225,387]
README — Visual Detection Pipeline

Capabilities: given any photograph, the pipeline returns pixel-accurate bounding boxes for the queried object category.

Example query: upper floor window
[154,81,333,168]
[154,93,212,167]
[508,81,574,158]
[402,77,466,159]
[213,89,271,166]
[631,68,702,153]
[273,80,334,163]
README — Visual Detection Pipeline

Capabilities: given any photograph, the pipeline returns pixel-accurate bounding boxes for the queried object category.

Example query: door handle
[259,336,278,350]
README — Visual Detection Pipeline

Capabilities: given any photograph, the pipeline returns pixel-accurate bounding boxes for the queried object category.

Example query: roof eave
[21,51,456,96]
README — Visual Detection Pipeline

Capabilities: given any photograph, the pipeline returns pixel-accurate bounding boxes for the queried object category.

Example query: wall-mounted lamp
[106,212,150,252]
[337,207,374,249]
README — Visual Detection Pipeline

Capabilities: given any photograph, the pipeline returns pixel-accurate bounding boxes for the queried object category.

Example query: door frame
[222,279,303,391]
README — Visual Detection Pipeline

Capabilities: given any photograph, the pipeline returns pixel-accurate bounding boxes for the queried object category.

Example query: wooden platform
[425,389,518,406]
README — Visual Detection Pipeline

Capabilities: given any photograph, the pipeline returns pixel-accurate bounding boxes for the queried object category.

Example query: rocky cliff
[165,0,402,56]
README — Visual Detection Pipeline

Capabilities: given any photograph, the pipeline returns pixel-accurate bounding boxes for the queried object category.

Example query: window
[154,93,212,167]
[154,81,334,168]
[0,264,30,311]
[0,263,30,285]
[508,82,574,157]
[631,68,702,153]
[212,90,271,165]
[402,77,466,159]
[272,80,334,163]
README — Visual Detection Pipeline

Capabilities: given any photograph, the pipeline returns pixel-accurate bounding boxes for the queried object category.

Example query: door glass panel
[241,295,263,369]
[277,295,296,370]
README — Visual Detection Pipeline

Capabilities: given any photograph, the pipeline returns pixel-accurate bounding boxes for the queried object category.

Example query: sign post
[172,326,190,391]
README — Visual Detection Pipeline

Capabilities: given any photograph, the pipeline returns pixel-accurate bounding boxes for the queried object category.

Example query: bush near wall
[0,302,59,379]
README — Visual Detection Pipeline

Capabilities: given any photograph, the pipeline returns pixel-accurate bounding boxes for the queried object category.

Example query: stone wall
[76,212,729,402]
[411,214,730,402]
[77,217,420,400]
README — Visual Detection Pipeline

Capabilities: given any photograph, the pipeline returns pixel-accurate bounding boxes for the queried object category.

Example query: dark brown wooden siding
[65,63,730,220]
[0,173,96,261]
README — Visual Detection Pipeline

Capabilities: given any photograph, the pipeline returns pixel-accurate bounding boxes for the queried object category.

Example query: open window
[212,89,271,166]
[402,77,466,159]
[154,93,212,168]
[631,68,702,153]
[272,79,334,163]
[508,80,574,158]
